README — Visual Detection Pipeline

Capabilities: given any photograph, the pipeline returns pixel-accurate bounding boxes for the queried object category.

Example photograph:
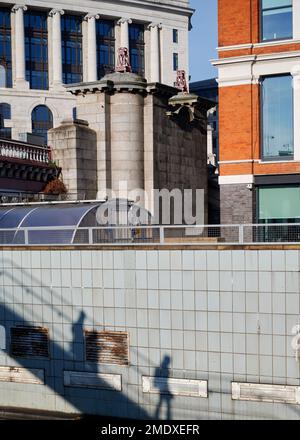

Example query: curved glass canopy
[0,203,101,245]
[0,201,152,245]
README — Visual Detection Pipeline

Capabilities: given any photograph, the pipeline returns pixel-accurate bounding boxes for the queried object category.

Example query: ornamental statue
[116,47,132,73]
[175,70,188,93]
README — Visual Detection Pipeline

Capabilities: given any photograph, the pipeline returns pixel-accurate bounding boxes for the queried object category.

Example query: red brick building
[213,0,300,225]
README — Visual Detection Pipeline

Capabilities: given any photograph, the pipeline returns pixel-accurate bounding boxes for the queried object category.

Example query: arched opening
[31,105,53,146]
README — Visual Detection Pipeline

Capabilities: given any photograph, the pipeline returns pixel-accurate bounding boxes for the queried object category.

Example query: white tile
[182,271,194,291]
[81,251,92,269]
[258,251,271,271]
[285,250,299,271]
[135,251,147,270]
[147,271,158,289]
[158,271,170,290]
[182,251,194,270]
[103,270,114,288]
[102,251,113,269]
[148,290,159,309]
[271,251,285,271]
[232,251,245,271]
[91,250,102,269]
[207,271,219,291]
[147,251,158,270]
[272,272,286,293]
[194,250,207,270]
[158,251,170,270]
[259,291,272,314]
[170,251,182,270]
[206,250,219,271]
[207,291,220,311]
[170,270,182,290]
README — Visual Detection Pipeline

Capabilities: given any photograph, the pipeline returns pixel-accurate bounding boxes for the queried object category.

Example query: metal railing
[0,139,51,164]
[0,223,300,246]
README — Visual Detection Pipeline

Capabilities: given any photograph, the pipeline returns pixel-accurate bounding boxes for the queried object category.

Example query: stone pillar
[84,14,99,82]
[110,91,145,198]
[117,18,132,50]
[292,66,300,161]
[49,9,64,88]
[148,23,161,83]
[48,119,98,200]
[12,4,28,89]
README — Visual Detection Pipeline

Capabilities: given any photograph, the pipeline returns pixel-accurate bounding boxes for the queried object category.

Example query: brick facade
[215,0,300,224]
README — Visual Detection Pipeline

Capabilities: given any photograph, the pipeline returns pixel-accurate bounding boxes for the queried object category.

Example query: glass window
[61,15,83,84]
[173,29,178,43]
[261,75,293,160]
[261,0,293,41]
[129,23,144,76]
[258,185,300,242]
[96,19,115,79]
[259,186,300,222]
[0,8,12,88]
[24,11,48,90]
[31,105,53,145]
[0,102,11,139]
[173,53,178,71]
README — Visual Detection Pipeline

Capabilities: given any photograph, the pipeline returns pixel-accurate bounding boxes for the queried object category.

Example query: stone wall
[48,119,97,200]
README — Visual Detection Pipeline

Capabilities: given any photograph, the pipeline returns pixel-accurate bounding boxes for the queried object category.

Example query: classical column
[49,9,64,87]
[292,66,300,161]
[117,17,132,50]
[12,4,28,88]
[293,0,300,39]
[84,14,99,82]
[148,23,162,83]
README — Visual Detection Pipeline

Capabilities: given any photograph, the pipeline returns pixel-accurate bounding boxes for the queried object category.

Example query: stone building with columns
[0,0,192,143]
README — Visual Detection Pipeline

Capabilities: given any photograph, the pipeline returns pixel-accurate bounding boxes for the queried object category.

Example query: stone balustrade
[0,139,51,164]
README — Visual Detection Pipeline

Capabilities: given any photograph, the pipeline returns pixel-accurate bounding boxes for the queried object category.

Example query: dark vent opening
[85,330,129,366]
[11,326,49,358]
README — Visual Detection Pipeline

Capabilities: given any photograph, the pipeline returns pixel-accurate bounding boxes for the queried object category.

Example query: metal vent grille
[11,327,49,358]
[85,330,129,365]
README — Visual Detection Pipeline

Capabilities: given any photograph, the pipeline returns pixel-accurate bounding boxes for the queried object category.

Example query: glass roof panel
[0,207,37,228]
[13,203,100,228]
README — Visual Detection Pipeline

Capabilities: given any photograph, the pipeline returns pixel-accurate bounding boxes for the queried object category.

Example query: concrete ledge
[1,244,300,251]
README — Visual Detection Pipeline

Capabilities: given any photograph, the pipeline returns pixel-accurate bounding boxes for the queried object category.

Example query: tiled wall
[0,248,299,419]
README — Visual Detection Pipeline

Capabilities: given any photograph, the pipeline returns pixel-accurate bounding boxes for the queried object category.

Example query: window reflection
[0,8,12,88]
[261,0,293,41]
[129,23,144,77]
[31,105,53,145]
[96,19,115,79]
[261,74,294,160]
[25,10,48,90]
[62,15,83,84]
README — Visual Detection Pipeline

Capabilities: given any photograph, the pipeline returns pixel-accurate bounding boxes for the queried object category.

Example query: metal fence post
[88,228,93,245]
[239,225,244,244]
[24,228,29,245]
[159,226,164,244]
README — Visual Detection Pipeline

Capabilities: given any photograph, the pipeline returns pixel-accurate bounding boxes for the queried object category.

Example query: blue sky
[189,0,218,82]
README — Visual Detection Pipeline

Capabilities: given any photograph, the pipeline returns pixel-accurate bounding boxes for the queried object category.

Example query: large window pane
[129,23,144,77]
[31,105,53,145]
[261,75,293,160]
[259,186,300,221]
[261,0,293,41]
[96,19,115,79]
[62,15,82,84]
[25,11,48,90]
[0,8,12,88]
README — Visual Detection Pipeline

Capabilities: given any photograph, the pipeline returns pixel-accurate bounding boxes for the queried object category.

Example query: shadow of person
[154,355,173,420]
[71,310,86,361]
